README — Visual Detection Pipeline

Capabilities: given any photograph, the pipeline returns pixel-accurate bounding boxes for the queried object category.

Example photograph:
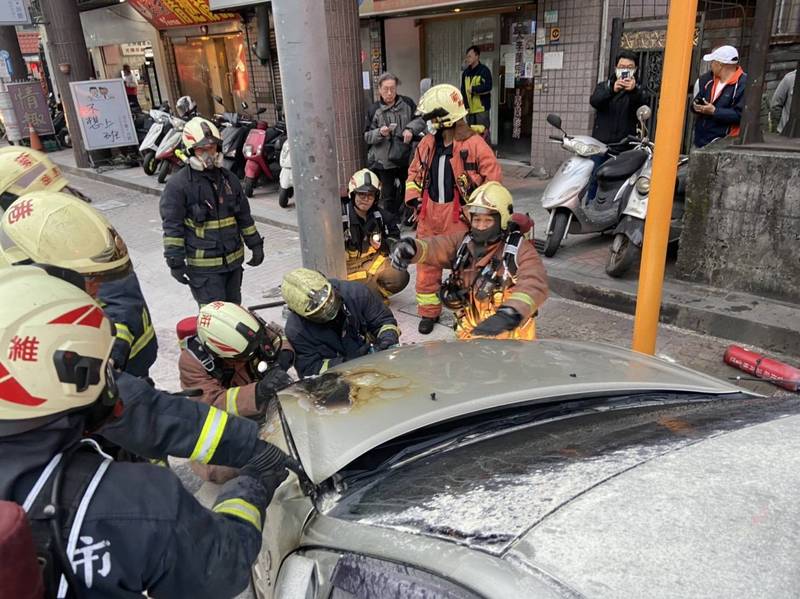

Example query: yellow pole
[632,0,699,354]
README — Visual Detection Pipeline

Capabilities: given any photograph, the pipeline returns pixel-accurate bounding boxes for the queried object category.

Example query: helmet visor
[307,287,341,323]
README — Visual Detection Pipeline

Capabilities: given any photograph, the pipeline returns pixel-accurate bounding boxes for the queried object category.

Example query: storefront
[361,1,538,162]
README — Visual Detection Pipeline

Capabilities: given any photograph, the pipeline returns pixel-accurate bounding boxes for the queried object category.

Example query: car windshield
[322,393,786,553]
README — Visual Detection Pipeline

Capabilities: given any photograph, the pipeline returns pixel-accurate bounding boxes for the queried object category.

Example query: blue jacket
[98,272,157,378]
[693,68,747,148]
[285,279,400,378]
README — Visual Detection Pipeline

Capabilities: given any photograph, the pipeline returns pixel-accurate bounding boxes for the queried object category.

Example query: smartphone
[693,97,707,105]
[388,123,398,131]
[620,70,632,81]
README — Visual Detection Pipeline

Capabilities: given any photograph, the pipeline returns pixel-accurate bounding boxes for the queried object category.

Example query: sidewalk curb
[548,275,800,356]
[62,163,301,232]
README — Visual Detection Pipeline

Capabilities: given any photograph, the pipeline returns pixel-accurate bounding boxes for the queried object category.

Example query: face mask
[189,149,222,171]
[471,219,502,246]
[426,121,438,134]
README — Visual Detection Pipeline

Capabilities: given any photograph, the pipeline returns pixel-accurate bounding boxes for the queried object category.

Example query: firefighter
[160,116,264,306]
[392,182,548,340]
[0,191,157,378]
[0,146,85,212]
[0,266,294,598]
[405,83,502,335]
[281,267,400,378]
[343,168,409,300]
[0,198,270,475]
[180,301,295,483]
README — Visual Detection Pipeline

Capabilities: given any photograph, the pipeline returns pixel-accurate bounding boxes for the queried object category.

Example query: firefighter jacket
[343,201,400,280]
[160,166,263,273]
[412,231,549,340]
[1,413,269,599]
[405,121,502,227]
[98,272,157,378]
[285,279,400,379]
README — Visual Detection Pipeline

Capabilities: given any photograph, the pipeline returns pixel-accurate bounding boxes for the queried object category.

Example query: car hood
[278,339,745,484]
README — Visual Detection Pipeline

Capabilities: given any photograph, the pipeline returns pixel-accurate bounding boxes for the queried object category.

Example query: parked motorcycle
[605,106,688,277]
[540,111,650,258]
[139,104,172,175]
[278,139,293,208]
[242,119,285,199]
[48,93,70,149]
[213,96,262,179]
[154,115,188,184]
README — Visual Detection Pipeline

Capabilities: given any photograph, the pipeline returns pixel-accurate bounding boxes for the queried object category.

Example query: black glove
[255,367,294,410]
[374,335,398,351]
[407,197,421,211]
[110,338,130,372]
[472,306,522,337]
[167,258,190,285]
[390,237,417,270]
[239,440,296,496]
[356,341,372,357]
[277,348,294,371]
[247,244,264,267]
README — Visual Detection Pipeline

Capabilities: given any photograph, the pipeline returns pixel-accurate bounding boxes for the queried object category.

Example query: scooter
[48,93,70,149]
[139,104,172,175]
[213,96,259,179]
[278,139,294,209]
[605,107,688,277]
[540,111,650,258]
[242,120,285,200]
[154,115,188,184]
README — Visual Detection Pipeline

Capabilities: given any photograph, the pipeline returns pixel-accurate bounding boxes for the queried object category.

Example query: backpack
[0,441,110,599]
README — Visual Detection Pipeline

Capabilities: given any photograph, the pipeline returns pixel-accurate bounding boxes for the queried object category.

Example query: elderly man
[692,45,747,148]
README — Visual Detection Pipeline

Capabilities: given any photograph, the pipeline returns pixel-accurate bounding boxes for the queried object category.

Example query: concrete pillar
[0,26,28,81]
[739,0,776,145]
[272,0,347,277]
[325,0,365,197]
[40,0,93,167]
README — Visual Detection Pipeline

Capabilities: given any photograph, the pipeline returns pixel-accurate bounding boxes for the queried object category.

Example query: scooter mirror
[257,107,267,115]
[636,105,652,124]
[242,101,249,110]
[546,114,563,130]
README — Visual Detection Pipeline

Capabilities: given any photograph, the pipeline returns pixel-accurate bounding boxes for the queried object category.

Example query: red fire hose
[724,345,800,392]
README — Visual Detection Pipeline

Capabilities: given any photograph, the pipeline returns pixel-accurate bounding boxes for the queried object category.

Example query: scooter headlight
[243,144,255,158]
[635,176,651,195]
[572,139,606,157]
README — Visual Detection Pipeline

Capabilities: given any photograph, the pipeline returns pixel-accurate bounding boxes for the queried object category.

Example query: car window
[329,553,481,599]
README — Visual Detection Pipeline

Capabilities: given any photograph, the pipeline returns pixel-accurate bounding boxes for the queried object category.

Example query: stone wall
[675,146,800,302]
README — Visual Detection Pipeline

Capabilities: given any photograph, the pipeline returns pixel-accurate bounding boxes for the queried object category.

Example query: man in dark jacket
[365,73,420,219]
[692,45,747,148]
[281,268,400,378]
[461,45,493,133]
[0,266,294,599]
[590,50,650,145]
[160,117,264,307]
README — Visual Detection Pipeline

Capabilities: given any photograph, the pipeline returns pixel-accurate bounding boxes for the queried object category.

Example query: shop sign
[7,82,53,136]
[69,79,138,150]
[128,0,237,29]
[0,0,30,26]
[544,10,558,24]
[549,27,561,43]
[121,42,152,57]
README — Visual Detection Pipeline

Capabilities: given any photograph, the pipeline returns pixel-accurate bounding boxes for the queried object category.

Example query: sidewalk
[50,149,800,357]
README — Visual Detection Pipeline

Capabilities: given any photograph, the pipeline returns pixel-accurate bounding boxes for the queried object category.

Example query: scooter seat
[597,149,648,181]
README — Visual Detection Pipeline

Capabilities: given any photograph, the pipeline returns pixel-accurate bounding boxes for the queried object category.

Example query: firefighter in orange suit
[393,182,548,340]
[178,301,294,482]
[404,84,502,334]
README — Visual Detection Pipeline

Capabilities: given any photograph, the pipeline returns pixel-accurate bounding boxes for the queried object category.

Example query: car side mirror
[547,114,563,130]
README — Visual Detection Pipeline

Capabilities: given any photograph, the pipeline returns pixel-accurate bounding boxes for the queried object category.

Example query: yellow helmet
[281,268,341,323]
[468,181,514,231]
[182,116,222,153]
[0,147,69,211]
[416,84,469,129]
[0,191,131,279]
[0,266,115,436]
[197,301,281,360]
[348,168,381,200]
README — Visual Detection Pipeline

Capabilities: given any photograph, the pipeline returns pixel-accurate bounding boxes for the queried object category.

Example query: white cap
[703,45,739,64]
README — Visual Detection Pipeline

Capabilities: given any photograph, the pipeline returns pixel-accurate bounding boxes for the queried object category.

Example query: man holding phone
[587,51,650,200]
[692,45,747,148]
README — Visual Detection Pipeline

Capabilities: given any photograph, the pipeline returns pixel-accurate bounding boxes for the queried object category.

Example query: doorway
[172,33,249,118]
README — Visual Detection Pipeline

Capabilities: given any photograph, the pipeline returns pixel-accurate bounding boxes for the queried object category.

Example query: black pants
[187,267,243,307]
[375,167,407,219]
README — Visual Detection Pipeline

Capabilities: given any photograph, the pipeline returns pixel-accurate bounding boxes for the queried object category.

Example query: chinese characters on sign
[7,82,54,136]
[69,79,138,150]
[127,0,236,29]
[0,0,30,25]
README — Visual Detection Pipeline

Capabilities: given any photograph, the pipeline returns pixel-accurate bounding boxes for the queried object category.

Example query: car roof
[278,339,748,484]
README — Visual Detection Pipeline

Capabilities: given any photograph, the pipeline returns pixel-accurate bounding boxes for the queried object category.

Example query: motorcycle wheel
[278,186,293,208]
[243,176,256,198]
[142,151,158,175]
[605,233,641,278]
[57,129,71,148]
[542,210,569,258]
[156,160,171,184]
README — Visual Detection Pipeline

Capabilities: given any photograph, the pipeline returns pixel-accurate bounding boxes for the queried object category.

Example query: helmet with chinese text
[416,84,469,129]
[0,147,69,212]
[0,266,117,437]
[197,301,281,360]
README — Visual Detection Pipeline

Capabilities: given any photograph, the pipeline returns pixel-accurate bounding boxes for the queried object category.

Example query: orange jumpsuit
[412,231,549,340]
[405,120,502,319]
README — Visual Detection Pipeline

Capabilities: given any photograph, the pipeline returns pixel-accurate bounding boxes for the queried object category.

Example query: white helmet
[0,266,116,437]
[416,84,469,129]
[175,95,197,118]
[197,301,281,360]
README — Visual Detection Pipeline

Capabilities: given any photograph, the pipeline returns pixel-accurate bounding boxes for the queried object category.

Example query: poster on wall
[7,82,54,136]
[69,79,138,150]
[501,44,516,88]
[0,0,30,25]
